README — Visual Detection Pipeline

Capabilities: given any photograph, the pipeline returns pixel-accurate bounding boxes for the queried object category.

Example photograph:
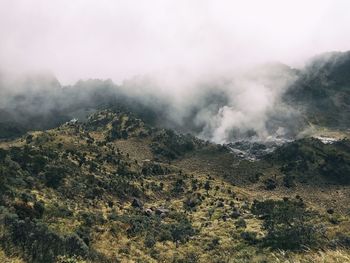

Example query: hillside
[284,51,350,129]
[0,51,349,141]
[0,109,349,263]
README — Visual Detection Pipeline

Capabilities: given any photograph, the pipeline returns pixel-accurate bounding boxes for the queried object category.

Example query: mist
[0,0,350,143]
[1,0,350,82]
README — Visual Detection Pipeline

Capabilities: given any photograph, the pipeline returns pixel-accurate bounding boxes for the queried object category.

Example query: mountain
[284,51,350,128]
[0,51,350,262]
[0,51,349,141]
[0,109,349,262]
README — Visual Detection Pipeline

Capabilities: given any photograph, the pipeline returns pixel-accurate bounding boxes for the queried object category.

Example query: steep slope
[285,51,350,129]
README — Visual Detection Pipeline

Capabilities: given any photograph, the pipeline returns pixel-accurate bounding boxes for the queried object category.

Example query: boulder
[144,208,153,216]
[216,201,224,208]
[327,208,334,214]
[155,207,169,216]
[230,209,241,219]
[131,198,143,208]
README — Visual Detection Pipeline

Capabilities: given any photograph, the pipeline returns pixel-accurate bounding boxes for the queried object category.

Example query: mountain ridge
[1,50,349,141]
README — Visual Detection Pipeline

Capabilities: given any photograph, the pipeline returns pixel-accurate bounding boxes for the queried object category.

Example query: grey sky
[1,0,350,84]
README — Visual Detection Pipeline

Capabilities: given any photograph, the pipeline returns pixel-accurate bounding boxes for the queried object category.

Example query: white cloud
[0,0,349,84]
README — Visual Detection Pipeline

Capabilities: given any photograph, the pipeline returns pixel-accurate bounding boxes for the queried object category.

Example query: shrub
[33,201,45,218]
[183,194,202,210]
[13,201,43,220]
[321,153,350,184]
[144,234,156,248]
[0,148,7,161]
[240,231,258,244]
[120,211,195,244]
[235,218,247,229]
[167,217,195,243]
[252,198,322,250]
[263,178,277,190]
[331,233,350,248]
[283,174,296,188]
[44,165,68,189]
[172,179,185,195]
[3,213,91,263]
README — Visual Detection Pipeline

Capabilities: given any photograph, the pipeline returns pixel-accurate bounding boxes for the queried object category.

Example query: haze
[1,0,350,84]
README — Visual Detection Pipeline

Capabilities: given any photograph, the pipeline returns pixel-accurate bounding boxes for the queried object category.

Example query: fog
[0,0,349,143]
[1,0,350,83]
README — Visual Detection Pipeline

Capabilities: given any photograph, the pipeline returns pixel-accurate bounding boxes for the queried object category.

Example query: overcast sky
[1,0,350,84]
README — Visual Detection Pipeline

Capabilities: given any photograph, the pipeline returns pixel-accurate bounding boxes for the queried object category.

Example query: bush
[144,234,156,248]
[0,148,7,161]
[183,194,202,210]
[240,231,258,244]
[44,165,68,189]
[3,213,91,263]
[263,178,277,190]
[172,179,185,195]
[331,233,350,248]
[252,198,322,250]
[150,130,197,160]
[283,174,296,188]
[142,162,167,176]
[168,217,195,243]
[120,211,195,244]
[34,201,45,218]
[321,153,350,184]
[172,251,199,263]
[235,218,247,229]
[13,201,43,220]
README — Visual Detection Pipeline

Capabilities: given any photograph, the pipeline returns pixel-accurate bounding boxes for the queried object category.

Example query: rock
[230,209,241,219]
[216,201,224,208]
[327,208,334,214]
[184,196,201,208]
[243,214,253,219]
[144,208,153,216]
[241,202,250,210]
[94,226,104,233]
[155,207,169,216]
[131,198,143,208]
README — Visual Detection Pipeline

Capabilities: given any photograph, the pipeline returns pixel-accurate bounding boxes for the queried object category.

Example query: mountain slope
[285,51,350,128]
[0,109,349,262]
[1,51,349,142]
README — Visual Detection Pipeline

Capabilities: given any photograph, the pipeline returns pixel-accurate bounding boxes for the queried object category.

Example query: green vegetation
[252,198,322,250]
[285,51,350,128]
[267,138,350,184]
[0,109,349,262]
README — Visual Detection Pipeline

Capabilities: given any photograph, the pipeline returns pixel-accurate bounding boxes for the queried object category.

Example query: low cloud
[0,1,349,142]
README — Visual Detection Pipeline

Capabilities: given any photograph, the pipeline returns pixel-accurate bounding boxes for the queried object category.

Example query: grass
[0,111,349,262]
